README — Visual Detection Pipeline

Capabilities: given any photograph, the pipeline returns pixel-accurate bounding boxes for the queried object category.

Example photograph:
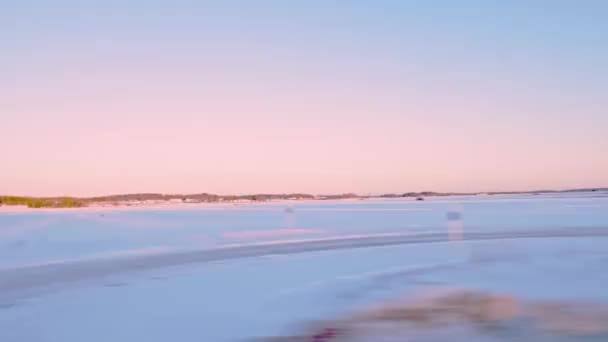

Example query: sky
[2,0,608,196]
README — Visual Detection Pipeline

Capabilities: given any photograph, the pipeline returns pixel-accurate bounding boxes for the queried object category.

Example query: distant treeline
[379,188,607,198]
[88,193,318,202]
[380,192,454,198]
[0,193,320,208]
[0,196,87,208]
[1,188,605,209]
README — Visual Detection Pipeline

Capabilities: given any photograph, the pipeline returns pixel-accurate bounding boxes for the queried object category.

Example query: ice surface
[1,193,608,341]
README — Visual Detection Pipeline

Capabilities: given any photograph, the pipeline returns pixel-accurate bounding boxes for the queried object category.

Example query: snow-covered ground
[1,192,608,341]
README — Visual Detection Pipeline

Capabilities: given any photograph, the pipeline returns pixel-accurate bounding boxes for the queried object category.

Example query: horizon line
[2,187,607,199]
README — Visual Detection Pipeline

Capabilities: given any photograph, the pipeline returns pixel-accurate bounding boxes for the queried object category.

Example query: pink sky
[2,2,607,196]
[4,76,606,196]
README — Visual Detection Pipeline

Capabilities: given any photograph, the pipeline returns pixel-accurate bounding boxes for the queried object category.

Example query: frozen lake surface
[1,192,608,341]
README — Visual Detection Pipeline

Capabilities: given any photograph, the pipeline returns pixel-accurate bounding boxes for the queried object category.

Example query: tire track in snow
[2,227,608,299]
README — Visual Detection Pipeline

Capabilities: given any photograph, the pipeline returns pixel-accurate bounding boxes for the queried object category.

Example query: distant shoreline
[0,188,606,211]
